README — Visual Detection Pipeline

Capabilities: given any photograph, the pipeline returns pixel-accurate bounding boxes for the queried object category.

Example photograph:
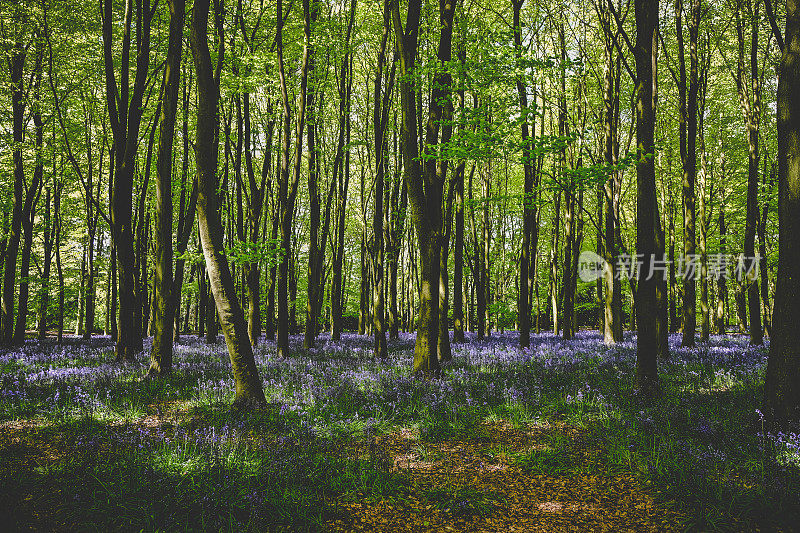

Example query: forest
[1,0,800,529]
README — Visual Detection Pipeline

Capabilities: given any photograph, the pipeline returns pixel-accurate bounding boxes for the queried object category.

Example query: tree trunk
[38,188,53,340]
[600,7,623,343]
[633,0,662,396]
[764,0,800,428]
[149,0,184,376]
[103,0,153,362]
[678,0,699,347]
[14,40,44,344]
[734,0,763,345]
[190,0,265,405]
[2,23,25,345]
[391,0,455,374]
[513,0,538,349]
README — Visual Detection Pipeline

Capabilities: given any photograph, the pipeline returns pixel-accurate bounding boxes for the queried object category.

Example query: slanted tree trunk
[149,0,184,376]
[190,0,265,405]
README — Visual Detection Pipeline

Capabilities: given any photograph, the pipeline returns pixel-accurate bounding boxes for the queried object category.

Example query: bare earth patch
[326,421,687,532]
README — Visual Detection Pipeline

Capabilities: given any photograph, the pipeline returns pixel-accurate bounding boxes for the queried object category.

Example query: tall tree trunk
[149,0,184,376]
[14,39,44,344]
[303,0,321,350]
[276,0,306,357]
[513,0,538,349]
[601,6,623,343]
[372,0,392,359]
[715,151,728,333]
[678,0,699,347]
[735,0,763,345]
[190,0,265,405]
[330,0,356,342]
[392,0,455,374]
[633,0,662,395]
[103,0,154,361]
[2,18,26,345]
[173,67,198,341]
[699,132,710,341]
[764,0,800,428]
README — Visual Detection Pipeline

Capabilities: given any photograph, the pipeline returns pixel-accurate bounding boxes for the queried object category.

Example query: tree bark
[392,0,455,374]
[633,0,662,395]
[2,16,26,345]
[190,0,265,405]
[149,0,184,376]
[764,0,800,429]
[103,0,153,361]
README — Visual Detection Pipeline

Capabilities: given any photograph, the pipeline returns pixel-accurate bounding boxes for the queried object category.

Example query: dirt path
[326,422,686,532]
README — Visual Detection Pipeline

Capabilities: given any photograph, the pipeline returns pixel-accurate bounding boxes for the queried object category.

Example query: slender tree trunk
[55,184,64,345]
[513,0,538,349]
[601,9,623,343]
[15,41,44,344]
[678,0,699,347]
[190,0,265,405]
[735,0,763,345]
[38,188,53,340]
[149,0,184,376]
[303,0,321,350]
[331,0,355,342]
[372,0,392,358]
[2,23,25,345]
[760,165,772,336]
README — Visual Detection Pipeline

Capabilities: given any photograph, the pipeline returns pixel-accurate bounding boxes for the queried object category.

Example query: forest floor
[1,415,686,532]
[0,331,798,531]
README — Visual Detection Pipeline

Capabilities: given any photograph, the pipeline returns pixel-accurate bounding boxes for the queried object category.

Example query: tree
[371,0,394,359]
[148,0,184,376]
[763,0,800,429]
[513,0,539,349]
[1,3,31,345]
[732,0,763,346]
[615,0,663,394]
[190,0,266,405]
[102,0,154,361]
[392,0,456,374]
